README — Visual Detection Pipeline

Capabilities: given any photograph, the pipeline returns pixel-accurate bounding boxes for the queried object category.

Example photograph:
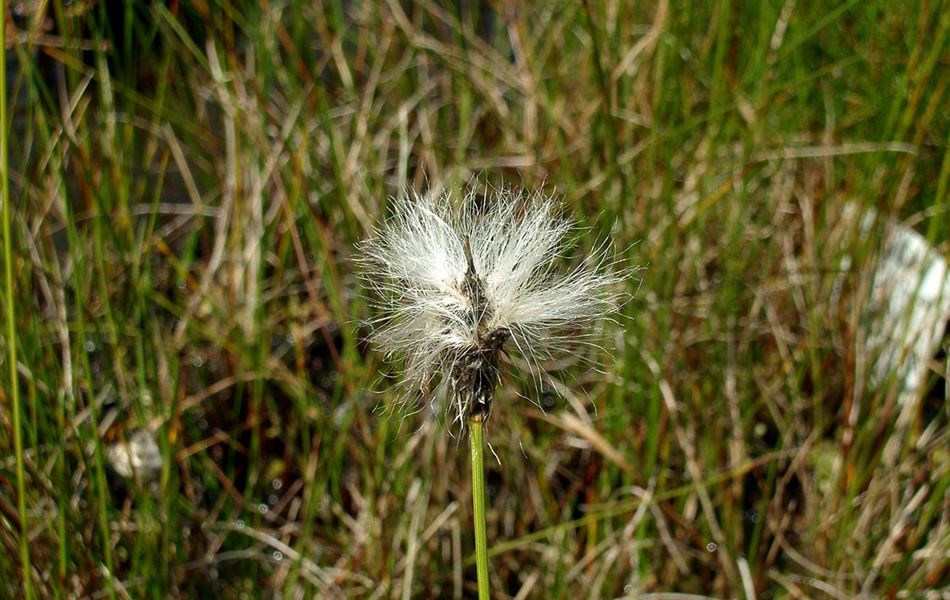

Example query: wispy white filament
[358,186,628,423]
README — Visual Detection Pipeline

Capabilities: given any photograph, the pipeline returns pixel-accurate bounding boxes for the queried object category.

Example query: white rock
[107,429,163,481]
[859,209,950,404]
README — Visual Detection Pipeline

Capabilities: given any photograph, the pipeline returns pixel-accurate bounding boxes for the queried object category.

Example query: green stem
[469,417,490,600]
[1,3,34,596]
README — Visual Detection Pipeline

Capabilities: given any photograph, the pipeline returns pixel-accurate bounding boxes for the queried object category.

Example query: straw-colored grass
[2,1,949,597]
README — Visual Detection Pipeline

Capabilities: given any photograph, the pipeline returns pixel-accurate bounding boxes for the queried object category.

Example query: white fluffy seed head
[357,186,630,424]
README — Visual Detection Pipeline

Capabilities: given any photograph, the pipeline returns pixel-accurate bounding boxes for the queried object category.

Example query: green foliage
[2,0,949,597]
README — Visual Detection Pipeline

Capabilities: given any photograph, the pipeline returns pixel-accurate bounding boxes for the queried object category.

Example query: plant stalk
[469,416,490,600]
[1,3,34,596]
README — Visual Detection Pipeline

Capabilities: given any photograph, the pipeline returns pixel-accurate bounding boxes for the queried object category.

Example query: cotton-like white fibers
[358,186,629,424]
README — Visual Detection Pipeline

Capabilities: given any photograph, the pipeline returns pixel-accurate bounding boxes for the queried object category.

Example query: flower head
[358,186,627,424]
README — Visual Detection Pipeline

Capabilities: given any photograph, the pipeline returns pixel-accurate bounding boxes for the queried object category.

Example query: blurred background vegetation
[2,0,950,597]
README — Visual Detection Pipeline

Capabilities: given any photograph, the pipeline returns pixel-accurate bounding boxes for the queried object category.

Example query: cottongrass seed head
[358,186,630,426]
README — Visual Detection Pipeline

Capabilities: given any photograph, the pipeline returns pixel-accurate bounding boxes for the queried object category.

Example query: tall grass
[2,1,949,597]
[2,0,33,598]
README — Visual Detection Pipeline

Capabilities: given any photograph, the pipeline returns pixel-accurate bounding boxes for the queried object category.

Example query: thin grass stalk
[1,4,34,596]
[469,417,490,600]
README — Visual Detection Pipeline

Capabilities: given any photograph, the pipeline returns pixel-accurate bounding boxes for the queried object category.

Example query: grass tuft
[2,1,950,597]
